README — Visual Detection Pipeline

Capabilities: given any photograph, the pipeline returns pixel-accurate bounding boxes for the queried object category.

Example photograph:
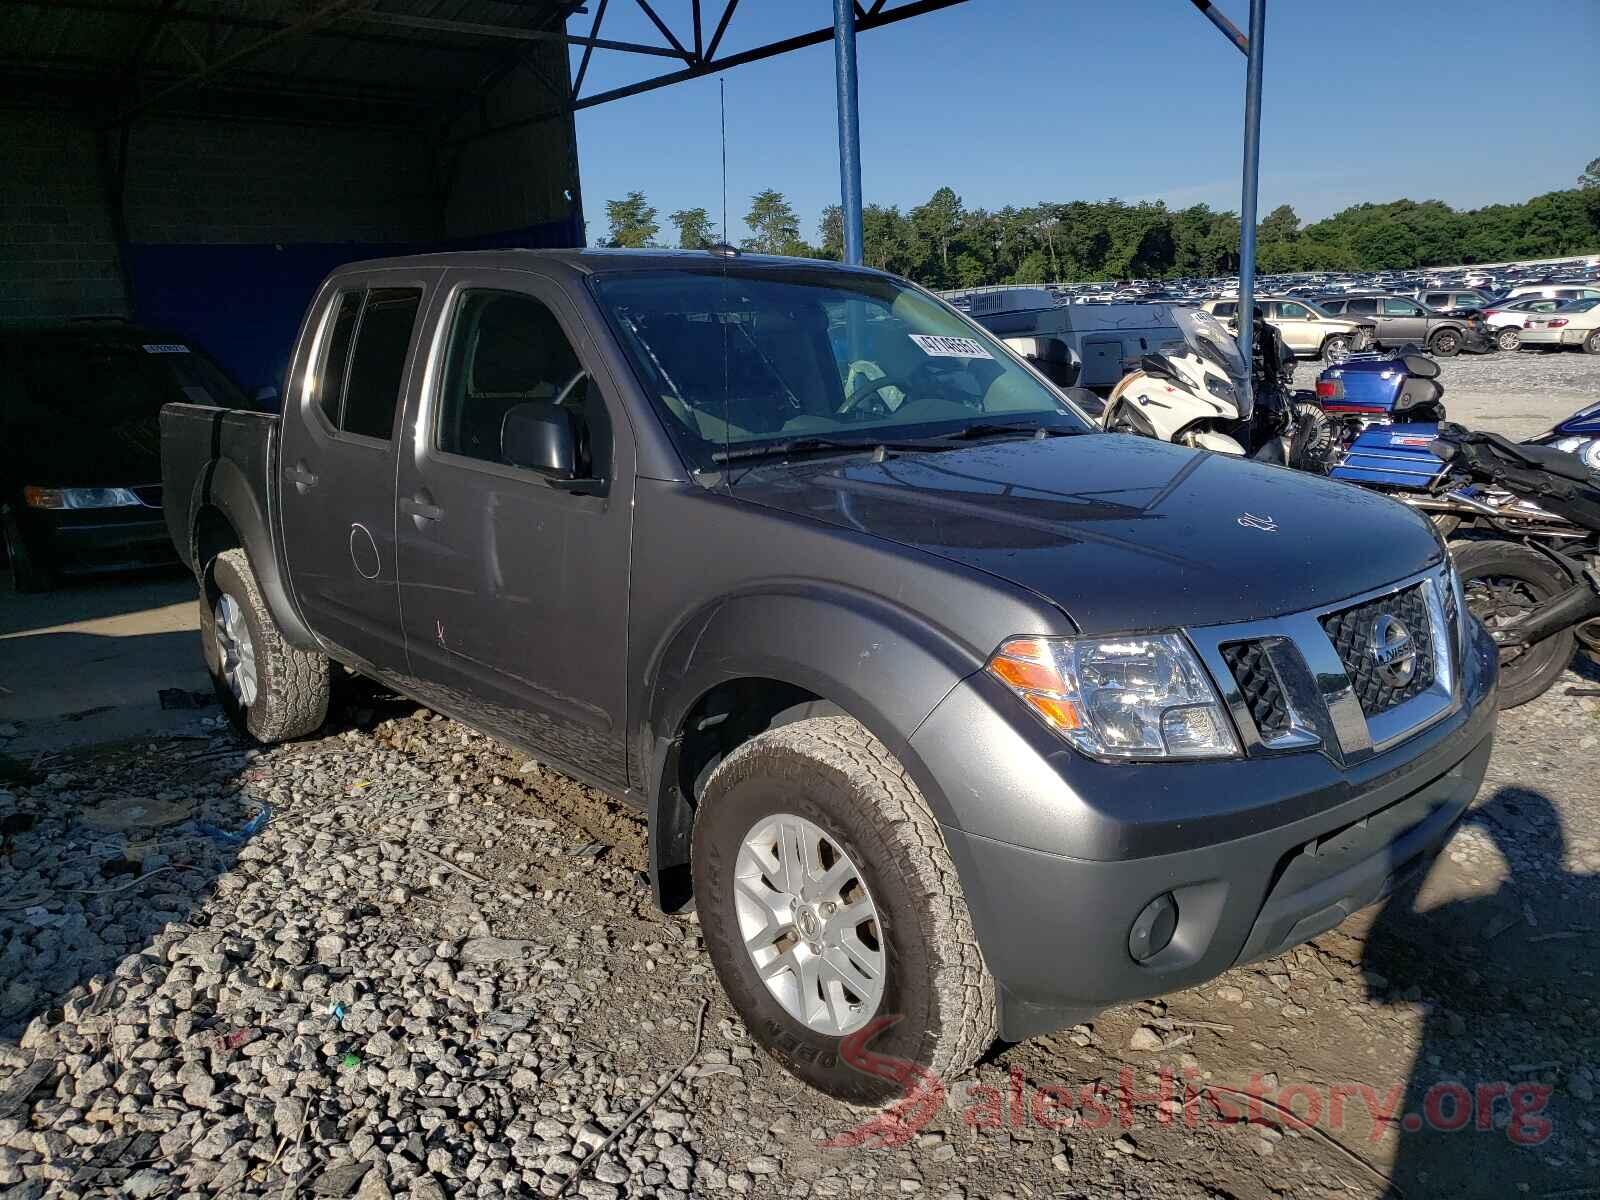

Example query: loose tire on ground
[1453,540,1577,708]
[692,715,996,1103]
[200,547,330,742]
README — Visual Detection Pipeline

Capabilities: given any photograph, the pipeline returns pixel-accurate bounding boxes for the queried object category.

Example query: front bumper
[14,505,177,574]
[909,609,1498,1041]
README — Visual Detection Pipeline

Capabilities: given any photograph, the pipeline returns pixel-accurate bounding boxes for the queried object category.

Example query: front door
[394,269,635,789]
[278,276,433,674]
[1270,300,1317,354]
[1381,297,1429,343]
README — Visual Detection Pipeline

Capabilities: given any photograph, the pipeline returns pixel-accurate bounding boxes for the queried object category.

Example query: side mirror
[501,402,579,480]
[253,385,280,408]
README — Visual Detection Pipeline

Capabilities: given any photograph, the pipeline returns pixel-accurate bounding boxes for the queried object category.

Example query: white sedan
[1478,296,1564,350]
[1521,298,1600,353]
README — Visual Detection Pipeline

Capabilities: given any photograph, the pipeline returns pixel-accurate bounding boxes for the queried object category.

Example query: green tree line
[600,159,1600,286]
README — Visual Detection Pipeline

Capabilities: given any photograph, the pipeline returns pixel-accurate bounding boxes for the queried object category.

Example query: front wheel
[1430,328,1462,357]
[692,716,996,1103]
[1453,540,1577,708]
[3,515,52,593]
[1320,334,1350,363]
[200,548,330,742]
[1496,327,1521,352]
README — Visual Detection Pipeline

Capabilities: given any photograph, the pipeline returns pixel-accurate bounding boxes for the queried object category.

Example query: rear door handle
[400,495,442,522]
[285,462,318,491]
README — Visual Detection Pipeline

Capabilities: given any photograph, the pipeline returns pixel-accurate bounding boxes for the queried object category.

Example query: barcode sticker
[142,343,190,354]
[909,334,992,359]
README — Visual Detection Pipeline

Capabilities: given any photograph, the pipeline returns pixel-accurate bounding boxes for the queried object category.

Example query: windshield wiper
[929,421,1083,442]
[711,436,919,465]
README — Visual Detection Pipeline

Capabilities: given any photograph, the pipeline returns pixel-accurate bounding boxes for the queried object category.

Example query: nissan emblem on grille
[1369,614,1417,688]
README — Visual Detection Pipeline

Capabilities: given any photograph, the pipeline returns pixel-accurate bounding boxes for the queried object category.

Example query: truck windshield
[591,267,1091,470]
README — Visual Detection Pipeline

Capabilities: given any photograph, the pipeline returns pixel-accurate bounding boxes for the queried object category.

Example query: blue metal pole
[833,0,864,266]
[1236,0,1265,406]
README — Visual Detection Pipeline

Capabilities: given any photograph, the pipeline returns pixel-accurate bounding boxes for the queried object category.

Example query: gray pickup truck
[162,248,1498,1103]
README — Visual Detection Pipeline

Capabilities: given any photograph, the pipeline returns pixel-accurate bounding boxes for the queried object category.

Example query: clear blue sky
[569,0,1597,246]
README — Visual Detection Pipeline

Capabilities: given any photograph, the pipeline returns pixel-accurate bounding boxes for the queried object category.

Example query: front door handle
[285,462,318,492]
[400,494,442,522]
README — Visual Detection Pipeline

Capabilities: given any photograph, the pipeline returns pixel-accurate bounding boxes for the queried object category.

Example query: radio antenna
[720,77,728,244]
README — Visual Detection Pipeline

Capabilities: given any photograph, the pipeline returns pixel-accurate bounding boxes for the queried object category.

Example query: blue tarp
[122,214,582,399]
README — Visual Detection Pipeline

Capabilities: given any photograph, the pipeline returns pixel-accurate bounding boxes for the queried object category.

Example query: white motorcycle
[1100,308,1292,462]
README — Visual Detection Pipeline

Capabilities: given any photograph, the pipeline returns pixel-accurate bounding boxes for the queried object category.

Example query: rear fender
[187,457,317,649]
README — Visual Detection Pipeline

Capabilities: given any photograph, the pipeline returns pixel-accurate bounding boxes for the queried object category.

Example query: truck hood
[730,433,1443,633]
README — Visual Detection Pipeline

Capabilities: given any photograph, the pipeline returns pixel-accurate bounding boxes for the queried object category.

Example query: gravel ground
[1,350,1597,1200]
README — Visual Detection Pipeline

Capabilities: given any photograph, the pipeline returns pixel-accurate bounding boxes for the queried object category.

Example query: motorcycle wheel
[1287,403,1336,474]
[1453,540,1578,708]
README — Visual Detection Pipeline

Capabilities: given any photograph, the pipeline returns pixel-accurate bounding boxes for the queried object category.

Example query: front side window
[1424,293,1449,307]
[1383,298,1423,316]
[1212,301,1237,317]
[592,267,1089,470]
[1347,298,1378,315]
[435,289,607,477]
[1277,302,1310,320]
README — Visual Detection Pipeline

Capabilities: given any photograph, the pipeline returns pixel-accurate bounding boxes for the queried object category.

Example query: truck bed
[159,402,279,573]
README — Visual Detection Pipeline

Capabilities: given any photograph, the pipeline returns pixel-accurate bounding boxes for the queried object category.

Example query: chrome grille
[1319,585,1434,717]
[1220,641,1290,738]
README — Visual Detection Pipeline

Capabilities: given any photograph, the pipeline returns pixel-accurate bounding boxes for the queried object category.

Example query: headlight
[986,635,1240,760]
[1204,374,1237,404]
[22,486,143,510]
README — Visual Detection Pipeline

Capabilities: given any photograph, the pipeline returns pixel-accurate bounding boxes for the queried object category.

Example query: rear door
[393,267,636,789]
[278,273,435,674]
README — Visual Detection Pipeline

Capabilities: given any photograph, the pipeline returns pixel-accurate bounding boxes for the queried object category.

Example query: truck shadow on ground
[1360,784,1598,1196]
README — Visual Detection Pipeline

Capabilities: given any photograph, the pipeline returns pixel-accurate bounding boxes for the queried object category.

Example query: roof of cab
[324,246,892,282]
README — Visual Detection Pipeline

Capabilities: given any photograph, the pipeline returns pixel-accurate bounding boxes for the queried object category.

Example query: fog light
[1129,892,1179,963]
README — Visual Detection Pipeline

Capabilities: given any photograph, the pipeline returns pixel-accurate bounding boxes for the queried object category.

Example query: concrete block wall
[0,110,129,323]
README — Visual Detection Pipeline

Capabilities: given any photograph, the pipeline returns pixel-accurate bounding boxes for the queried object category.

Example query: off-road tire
[1453,540,1576,708]
[692,715,996,1104]
[1496,327,1521,352]
[200,548,329,742]
[3,515,52,593]
[1429,328,1462,357]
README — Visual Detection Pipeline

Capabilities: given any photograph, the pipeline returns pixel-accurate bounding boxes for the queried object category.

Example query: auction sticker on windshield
[910,334,992,359]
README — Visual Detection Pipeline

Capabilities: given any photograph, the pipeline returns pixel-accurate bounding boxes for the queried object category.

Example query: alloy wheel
[733,812,884,1036]
[213,594,259,706]
[1498,328,1520,351]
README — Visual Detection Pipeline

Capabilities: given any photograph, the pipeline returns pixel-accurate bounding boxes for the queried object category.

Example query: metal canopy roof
[0,0,971,134]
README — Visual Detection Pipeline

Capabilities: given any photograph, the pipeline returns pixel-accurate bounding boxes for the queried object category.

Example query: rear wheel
[1454,541,1576,708]
[1430,328,1462,357]
[1496,327,1521,352]
[201,548,329,742]
[1320,335,1350,363]
[1584,328,1600,355]
[692,716,996,1103]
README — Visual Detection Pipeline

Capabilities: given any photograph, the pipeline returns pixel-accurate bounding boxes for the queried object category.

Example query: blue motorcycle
[1290,348,1448,493]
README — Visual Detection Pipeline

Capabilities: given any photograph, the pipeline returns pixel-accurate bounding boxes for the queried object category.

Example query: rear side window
[342,289,422,439]
[312,287,423,440]
[314,291,362,428]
